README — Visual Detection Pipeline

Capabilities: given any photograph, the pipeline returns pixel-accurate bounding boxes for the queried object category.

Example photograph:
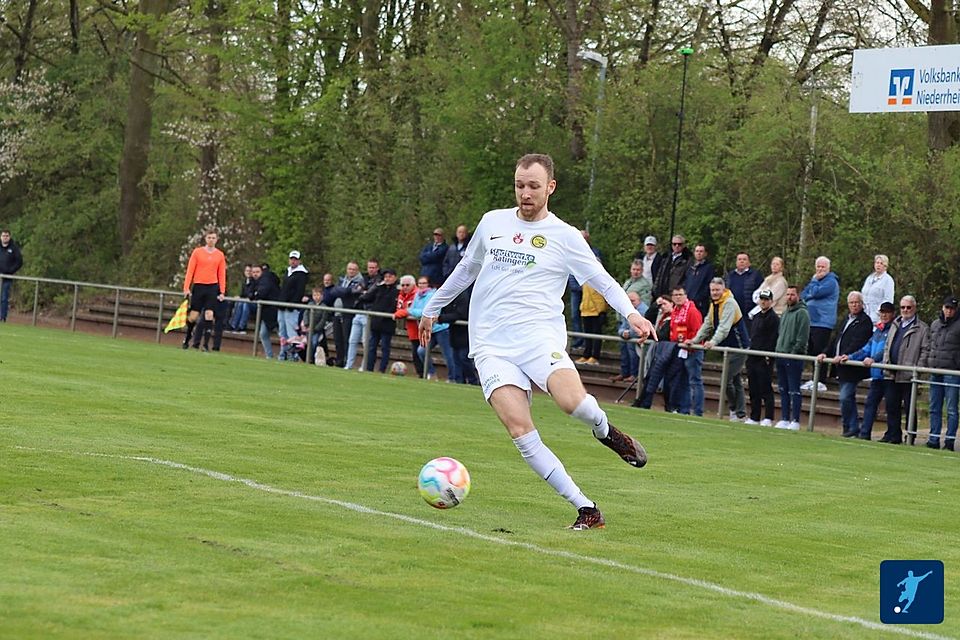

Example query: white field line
[14,446,954,640]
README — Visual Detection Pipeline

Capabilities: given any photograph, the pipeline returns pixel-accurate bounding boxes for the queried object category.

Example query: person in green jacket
[774,285,810,430]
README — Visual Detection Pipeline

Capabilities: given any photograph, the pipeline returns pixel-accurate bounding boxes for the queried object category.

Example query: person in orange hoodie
[393,274,423,376]
[182,229,227,350]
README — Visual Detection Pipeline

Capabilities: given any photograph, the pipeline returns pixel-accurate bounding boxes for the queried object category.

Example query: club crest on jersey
[513,233,524,244]
[530,235,547,249]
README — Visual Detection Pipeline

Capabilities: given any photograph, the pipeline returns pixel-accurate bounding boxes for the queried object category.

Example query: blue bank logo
[880,560,944,624]
[888,69,915,106]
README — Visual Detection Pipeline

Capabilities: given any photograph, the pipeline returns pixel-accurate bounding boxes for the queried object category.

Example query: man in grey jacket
[880,295,930,445]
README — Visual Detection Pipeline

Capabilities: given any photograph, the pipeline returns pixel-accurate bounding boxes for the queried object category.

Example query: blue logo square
[880,560,944,624]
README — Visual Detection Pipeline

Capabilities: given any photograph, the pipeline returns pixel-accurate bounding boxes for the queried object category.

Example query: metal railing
[3,272,957,440]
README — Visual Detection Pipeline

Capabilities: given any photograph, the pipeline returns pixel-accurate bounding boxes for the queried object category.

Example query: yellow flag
[164,299,189,333]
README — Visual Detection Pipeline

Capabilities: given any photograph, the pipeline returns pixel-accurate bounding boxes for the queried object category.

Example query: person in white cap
[278,250,309,361]
[636,235,662,286]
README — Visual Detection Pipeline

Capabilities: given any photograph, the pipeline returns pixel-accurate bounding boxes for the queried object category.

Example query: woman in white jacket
[750,256,788,316]
[861,254,895,323]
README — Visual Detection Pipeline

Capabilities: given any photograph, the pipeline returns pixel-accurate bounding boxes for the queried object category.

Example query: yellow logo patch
[531,235,547,249]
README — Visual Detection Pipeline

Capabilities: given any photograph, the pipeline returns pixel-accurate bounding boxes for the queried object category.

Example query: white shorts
[474,345,577,401]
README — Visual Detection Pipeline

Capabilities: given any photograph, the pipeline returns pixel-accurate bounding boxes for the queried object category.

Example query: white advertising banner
[850,45,960,113]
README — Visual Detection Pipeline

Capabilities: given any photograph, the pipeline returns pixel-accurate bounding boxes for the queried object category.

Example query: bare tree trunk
[544,0,601,162]
[928,0,960,150]
[199,0,224,226]
[638,0,661,68]
[117,0,172,255]
[794,0,834,85]
[69,0,81,54]
[13,0,38,83]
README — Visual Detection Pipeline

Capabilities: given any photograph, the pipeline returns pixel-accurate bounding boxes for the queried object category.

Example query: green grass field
[2,324,957,639]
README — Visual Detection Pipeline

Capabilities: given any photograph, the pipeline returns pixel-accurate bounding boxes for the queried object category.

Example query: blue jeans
[638,342,677,409]
[619,341,640,377]
[258,322,275,359]
[418,329,456,380]
[344,313,367,369]
[684,350,704,416]
[928,374,960,445]
[0,277,11,320]
[229,301,252,330]
[860,379,886,438]
[278,309,300,360]
[777,358,803,422]
[838,380,861,434]
[569,289,583,348]
[365,330,392,373]
[453,346,478,384]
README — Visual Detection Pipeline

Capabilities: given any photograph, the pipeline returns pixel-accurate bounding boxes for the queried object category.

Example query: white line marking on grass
[14,446,954,640]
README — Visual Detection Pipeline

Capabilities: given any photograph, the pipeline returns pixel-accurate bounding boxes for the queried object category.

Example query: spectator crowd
[4,221,948,450]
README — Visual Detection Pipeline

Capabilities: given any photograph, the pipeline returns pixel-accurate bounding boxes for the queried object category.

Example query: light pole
[577,49,608,215]
[669,46,694,242]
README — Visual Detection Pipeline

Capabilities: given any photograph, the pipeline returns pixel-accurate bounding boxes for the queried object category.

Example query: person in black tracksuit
[746,290,780,424]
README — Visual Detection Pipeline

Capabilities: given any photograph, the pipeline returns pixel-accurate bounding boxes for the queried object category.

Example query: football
[417,457,471,509]
[390,361,408,376]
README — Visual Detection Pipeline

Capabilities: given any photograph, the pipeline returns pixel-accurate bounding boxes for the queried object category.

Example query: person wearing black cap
[745,289,779,425]
[921,295,960,450]
[841,301,897,440]
[360,269,399,373]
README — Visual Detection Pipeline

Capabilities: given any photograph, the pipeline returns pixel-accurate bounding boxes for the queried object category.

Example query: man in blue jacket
[725,252,763,324]
[801,256,839,392]
[842,301,896,440]
[419,228,448,286]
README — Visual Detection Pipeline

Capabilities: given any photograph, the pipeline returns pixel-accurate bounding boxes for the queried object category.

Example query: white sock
[571,394,609,439]
[513,430,593,509]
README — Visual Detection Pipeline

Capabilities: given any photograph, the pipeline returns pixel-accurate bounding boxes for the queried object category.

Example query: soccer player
[182,229,227,350]
[419,153,656,530]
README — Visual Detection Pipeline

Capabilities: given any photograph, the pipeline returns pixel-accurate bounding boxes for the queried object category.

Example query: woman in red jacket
[393,274,423,376]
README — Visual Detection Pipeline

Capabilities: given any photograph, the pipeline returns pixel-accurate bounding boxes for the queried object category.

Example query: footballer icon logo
[513,233,524,244]
[888,69,915,106]
[879,560,944,625]
[531,234,547,249]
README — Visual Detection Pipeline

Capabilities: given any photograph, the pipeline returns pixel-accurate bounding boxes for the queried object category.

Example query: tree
[117,0,174,255]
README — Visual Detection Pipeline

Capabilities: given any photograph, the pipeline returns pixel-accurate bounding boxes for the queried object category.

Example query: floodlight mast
[669,46,694,242]
[577,49,608,217]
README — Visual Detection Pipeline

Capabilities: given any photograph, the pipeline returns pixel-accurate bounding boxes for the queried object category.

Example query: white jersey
[422,207,637,359]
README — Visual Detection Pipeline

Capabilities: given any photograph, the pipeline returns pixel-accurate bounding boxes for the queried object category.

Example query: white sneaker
[787,421,801,431]
[743,418,759,425]
[774,420,790,429]
[816,382,827,392]
[800,380,814,391]
[729,414,742,423]
[760,419,773,427]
